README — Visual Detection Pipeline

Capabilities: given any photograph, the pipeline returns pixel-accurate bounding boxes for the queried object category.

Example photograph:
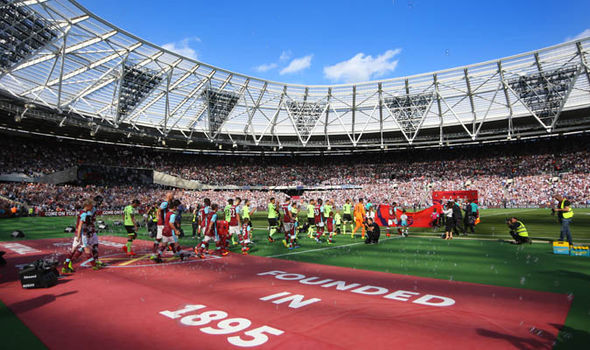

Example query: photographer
[506,217,530,244]
[552,194,574,245]
[364,217,380,244]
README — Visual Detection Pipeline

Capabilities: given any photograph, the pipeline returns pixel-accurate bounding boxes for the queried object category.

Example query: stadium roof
[1,0,590,152]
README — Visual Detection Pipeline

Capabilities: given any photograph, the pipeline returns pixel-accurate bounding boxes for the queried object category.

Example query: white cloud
[323,49,402,83]
[162,37,200,60]
[254,62,278,72]
[565,28,590,42]
[279,50,292,61]
[280,55,313,75]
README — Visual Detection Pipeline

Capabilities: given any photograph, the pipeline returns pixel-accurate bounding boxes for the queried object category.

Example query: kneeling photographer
[364,217,380,244]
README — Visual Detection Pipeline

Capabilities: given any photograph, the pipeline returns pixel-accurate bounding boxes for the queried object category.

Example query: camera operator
[364,217,380,244]
[506,217,530,244]
[552,194,574,245]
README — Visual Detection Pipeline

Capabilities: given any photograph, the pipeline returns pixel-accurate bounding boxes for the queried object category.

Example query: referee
[553,194,574,245]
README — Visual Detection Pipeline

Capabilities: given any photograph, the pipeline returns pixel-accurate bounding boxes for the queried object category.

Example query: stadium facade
[1,0,590,154]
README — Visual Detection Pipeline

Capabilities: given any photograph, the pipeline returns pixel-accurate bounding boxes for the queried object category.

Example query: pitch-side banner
[41,210,123,217]
[375,204,443,228]
[432,190,478,204]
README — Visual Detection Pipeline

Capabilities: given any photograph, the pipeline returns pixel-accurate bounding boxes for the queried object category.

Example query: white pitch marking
[267,236,402,258]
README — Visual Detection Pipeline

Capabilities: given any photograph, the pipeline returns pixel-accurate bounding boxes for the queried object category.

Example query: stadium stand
[1,133,589,213]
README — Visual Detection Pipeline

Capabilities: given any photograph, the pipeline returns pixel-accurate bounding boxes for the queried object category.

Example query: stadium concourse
[1,133,590,216]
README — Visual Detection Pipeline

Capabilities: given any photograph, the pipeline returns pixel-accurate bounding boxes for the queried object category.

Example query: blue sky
[81,0,590,85]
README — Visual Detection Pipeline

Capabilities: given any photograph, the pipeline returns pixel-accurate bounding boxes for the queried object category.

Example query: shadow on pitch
[476,328,553,349]
[550,323,590,349]
[8,290,77,314]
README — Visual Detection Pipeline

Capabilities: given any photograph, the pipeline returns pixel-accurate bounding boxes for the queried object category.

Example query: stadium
[0,0,589,348]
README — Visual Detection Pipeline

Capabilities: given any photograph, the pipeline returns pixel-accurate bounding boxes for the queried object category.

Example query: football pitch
[0,208,589,349]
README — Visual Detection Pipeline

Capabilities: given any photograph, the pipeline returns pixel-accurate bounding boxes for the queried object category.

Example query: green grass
[1,208,589,349]
[0,299,47,349]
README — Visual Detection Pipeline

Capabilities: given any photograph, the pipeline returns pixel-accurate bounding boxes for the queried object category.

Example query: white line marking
[267,236,403,258]
[80,252,221,268]
[479,209,540,218]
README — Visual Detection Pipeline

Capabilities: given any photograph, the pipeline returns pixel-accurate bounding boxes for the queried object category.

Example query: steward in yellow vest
[507,217,530,244]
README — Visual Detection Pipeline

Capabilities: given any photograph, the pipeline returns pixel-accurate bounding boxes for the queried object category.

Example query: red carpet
[0,237,571,349]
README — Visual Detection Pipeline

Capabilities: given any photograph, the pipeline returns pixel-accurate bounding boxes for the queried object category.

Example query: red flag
[375,204,443,228]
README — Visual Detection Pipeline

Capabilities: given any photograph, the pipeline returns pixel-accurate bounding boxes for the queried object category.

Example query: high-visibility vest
[561,200,574,219]
[515,221,529,237]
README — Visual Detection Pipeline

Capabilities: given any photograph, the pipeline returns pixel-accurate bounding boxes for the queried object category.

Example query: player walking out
[352,198,366,239]
[152,200,184,263]
[195,203,218,258]
[267,197,279,242]
[242,199,255,240]
[225,199,241,246]
[314,199,324,243]
[88,195,105,268]
[123,199,140,256]
[342,199,353,236]
[155,192,173,253]
[280,198,299,249]
[306,199,316,238]
[62,199,95,273]
[291,201,300,239]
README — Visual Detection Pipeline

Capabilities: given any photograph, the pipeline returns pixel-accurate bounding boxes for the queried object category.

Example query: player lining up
[267,197,279,242]
[154,192,174,254]
[123,199,140,256]
[61,197,105,272]
[280,197,300,249]
[152,200,185,263]
[225,199,241,247]
[314,198,324,243]
[195,203,218,258]
[352,198,366,239]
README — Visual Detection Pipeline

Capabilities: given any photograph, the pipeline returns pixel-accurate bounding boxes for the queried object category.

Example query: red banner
[375,204,443,228]
[432,190,478,204]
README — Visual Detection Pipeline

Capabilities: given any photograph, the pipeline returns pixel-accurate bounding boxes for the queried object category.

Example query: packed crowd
[2,134,589,186]
[1,133,590,211]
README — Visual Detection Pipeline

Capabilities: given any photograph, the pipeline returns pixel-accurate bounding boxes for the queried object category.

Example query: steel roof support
[243,82,267,137]
[577,42,590,94]
[8,30,117,75]
[351,85,356,146]
[434,74,443,145]
[464,68,477,137]
[497,61,513,139]
[60,43,142,107]
[325,87,331,149]
[55,26,69,109]
[127,64,199,123]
